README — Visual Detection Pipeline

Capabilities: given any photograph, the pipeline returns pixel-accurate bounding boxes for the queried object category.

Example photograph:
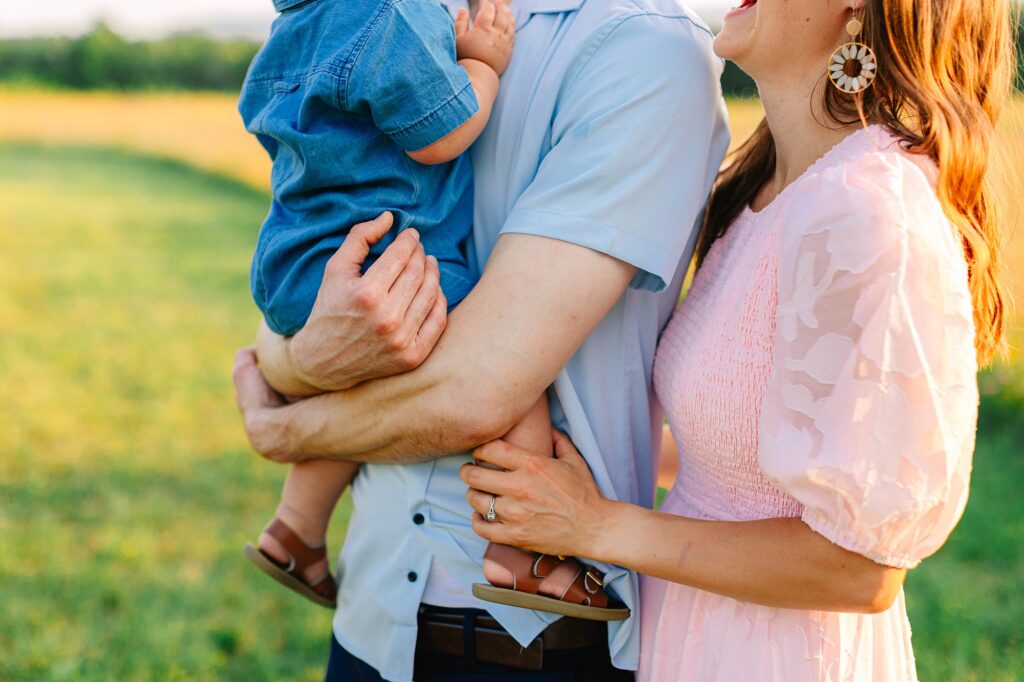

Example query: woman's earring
[827,12,877,93]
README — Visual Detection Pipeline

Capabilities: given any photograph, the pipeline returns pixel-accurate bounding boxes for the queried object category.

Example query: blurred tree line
[0,24,257,91]
[0,20,1020,95]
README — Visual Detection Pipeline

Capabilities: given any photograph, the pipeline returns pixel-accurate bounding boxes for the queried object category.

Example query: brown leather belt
[416,605,607,671]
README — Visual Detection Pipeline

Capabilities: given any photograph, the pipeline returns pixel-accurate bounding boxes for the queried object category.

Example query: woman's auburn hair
[699,0,1015,366]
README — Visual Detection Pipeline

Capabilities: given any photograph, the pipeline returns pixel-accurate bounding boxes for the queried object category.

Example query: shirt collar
[440,0,584,29]
[514,0,585,13]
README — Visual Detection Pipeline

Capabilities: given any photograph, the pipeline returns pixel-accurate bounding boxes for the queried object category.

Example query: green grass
[906,397,1024,681]
[0,143,1021,680]
[0,144,349,681]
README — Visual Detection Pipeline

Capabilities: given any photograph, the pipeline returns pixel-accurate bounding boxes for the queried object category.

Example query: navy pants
[325,632,634,682]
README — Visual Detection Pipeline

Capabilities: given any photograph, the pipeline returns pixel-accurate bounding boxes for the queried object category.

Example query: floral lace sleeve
[758,151,979,569]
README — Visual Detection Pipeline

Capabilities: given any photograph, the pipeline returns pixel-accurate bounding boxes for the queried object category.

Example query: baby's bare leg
[259,460,358,585]
[255,318,322,398]
[501,393,553,458]
[482,392,552,585]
[254,319,358,582]
[271,459,359,544]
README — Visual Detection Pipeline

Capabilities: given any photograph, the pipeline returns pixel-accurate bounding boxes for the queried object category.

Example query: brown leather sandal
[472,544,629,621]
[243,518,337,609]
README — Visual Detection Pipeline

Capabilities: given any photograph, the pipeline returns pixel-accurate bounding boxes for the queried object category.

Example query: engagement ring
[486,495,498,522]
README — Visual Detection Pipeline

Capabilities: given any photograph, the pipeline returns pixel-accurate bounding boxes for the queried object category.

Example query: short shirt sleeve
[500,15,728,292]
[346,0,479,151]
[757,150,979,569]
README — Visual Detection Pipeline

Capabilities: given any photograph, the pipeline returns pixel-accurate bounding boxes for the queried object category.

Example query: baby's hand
[454,0,515,77]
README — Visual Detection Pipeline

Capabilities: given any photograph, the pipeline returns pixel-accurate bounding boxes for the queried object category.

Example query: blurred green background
[1,12,1022,682]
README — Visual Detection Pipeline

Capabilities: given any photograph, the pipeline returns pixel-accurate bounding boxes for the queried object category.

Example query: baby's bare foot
[483,556,516,587]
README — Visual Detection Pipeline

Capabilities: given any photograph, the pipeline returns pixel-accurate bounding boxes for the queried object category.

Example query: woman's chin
[714,2,757,61]
[712,30,748,63]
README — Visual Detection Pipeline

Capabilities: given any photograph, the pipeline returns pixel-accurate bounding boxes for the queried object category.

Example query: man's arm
[235,12,727,464]
[239,233,636,462]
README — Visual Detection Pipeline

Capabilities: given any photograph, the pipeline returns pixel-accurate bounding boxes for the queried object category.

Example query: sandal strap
[483,544,610,608]
[483,544,560,593]
[539,559,610,608]
[306,569,337,599]
[264,517,327,574]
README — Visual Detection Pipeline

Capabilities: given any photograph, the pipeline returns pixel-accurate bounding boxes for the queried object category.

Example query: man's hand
[455,0,515,76]
[233,346,295,463]
[286,212,448,392]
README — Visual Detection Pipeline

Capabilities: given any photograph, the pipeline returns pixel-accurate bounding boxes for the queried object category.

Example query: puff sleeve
[758,151,979,568]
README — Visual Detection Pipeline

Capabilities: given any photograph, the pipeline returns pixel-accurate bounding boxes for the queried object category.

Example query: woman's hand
[460,430,615,559]
[286,212,448,392]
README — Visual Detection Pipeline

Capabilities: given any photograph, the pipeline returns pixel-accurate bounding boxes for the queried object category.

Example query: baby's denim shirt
[240,0,480,336]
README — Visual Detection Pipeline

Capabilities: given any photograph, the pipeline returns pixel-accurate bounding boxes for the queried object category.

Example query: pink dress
[640,127,978,681]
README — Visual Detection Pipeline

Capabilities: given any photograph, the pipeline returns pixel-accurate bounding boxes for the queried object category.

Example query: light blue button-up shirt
[333,1,730,679]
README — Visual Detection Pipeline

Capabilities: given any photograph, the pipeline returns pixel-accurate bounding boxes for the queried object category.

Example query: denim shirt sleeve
[346,0,479,152]
[500,14,726,292]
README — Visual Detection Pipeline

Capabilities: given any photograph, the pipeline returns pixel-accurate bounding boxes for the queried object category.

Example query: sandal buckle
[531,554,548,579]
[583,569,603,594]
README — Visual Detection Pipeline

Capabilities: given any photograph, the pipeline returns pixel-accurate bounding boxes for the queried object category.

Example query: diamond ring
[486,495,498,522]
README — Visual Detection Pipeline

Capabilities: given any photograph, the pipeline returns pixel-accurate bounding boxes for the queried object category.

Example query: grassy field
[0,90,270,190]
[0,91,1021,680]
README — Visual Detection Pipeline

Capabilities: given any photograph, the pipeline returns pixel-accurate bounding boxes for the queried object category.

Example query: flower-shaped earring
[827,12,877,93]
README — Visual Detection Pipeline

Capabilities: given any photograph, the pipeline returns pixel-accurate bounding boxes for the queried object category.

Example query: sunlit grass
[0,145,347,681]
[0,89,270,190]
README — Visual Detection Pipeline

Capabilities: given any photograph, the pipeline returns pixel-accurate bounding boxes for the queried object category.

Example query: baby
[239,0,618,620]
[239,0,545,603]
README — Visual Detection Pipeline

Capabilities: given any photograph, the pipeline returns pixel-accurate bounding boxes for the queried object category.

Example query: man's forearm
[264,233,637,463]
[265,345,494,463]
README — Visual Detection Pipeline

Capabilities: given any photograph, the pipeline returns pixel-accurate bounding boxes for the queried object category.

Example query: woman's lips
[725,0,757,20]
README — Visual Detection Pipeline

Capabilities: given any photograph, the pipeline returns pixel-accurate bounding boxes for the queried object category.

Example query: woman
[460,0,1012,678]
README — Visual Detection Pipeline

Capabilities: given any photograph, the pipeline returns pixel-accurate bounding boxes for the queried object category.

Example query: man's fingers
[402,255,441,338]
[356,211,395,244]
[414,285,447,354]
[328,212,395,279]
[475,0,496,28]
[455,7,470,34]
[232,346,259,395]
[363,227,421,290]
[389,242,427,315]
[234,362,269,412]
[234,346,258,374]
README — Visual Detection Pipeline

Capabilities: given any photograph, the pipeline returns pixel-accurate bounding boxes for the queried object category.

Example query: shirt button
[407,571,418,582]
[412,513,425,525]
